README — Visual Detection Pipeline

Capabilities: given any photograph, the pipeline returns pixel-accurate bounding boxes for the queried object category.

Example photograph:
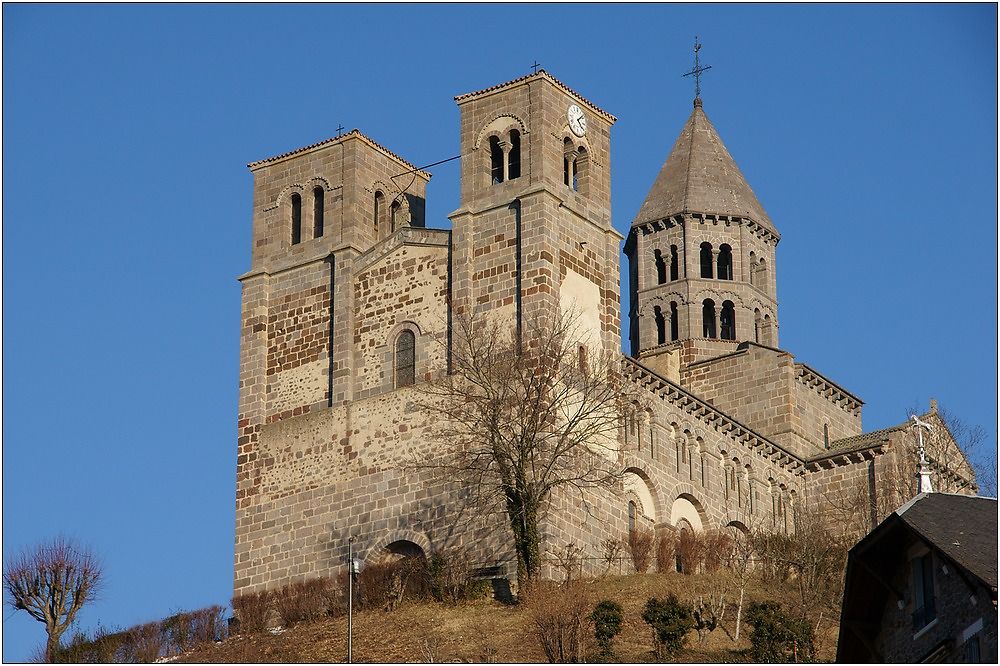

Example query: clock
[567,104,587,137]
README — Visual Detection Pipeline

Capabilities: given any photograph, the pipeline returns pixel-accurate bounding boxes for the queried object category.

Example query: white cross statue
[910,414,934,494]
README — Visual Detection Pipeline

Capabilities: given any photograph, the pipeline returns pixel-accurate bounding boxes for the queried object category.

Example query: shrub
[746,601,815,663]
[655,532,676,573]
[528,582,591,663]
[599,537,625,575]
[232,589,273,633]
[692,594,726,643]
[128,621,169,663]
[701,530,733,573]
[337,557,418,610]
[190,605,227,645]
[589,600,624,657]
[627,526,655,573]
[675,530,705,574]
[642,594,694,658]
[164,611,195,652]
[274,578,335,626]
[428,549,475,603]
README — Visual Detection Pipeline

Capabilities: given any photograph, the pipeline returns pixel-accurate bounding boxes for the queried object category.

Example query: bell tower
[449,71,622,355]
[625,97,781,376]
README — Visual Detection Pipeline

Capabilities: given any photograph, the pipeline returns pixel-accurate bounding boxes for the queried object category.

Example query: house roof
[633,100,776,235]
[896,492,998,589]
[837,491,997,662]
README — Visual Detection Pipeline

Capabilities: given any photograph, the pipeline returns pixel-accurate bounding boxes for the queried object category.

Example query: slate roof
[634,101,776,235]
[896,492,998,589]
[827,422,906,454]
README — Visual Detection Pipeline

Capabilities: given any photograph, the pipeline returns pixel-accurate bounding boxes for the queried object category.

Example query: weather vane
[682,36,712,101]
[910,414,934,494]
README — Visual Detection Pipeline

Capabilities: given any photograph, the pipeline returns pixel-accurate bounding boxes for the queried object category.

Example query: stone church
[233,70,977,594]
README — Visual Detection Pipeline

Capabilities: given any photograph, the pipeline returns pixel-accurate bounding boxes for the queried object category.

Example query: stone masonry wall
[539,359,805,578]
[875,536,997,663]
[680,343,862,460]
[681,344,801,452]
[234,390,511,593]
[791,368,862,449]
[352,230,450,399]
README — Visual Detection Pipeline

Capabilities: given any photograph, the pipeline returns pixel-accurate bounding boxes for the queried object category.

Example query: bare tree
[725,527,755,642]
[822,404,989,541]
[416,309,633,585]
[3,537,102,663]
[932,406,992,495]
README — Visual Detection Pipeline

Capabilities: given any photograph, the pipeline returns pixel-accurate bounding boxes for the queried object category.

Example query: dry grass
[180,572,840,663]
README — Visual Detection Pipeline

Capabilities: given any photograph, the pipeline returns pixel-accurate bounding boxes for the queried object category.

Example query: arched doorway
[675,518,694,573]
[380,539,428,600]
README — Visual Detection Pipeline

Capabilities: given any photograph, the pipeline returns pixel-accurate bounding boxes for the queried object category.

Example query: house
[837,492,997,662]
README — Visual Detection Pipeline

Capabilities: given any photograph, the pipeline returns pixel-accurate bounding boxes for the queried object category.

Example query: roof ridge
[454,69,617,123]
[681,104,697,214]
[248,129,431,178]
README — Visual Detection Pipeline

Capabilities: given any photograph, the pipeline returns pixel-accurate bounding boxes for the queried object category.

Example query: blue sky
[2,3,996,660]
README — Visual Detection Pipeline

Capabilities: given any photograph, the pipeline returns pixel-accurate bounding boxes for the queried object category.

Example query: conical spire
[634,102,775,235]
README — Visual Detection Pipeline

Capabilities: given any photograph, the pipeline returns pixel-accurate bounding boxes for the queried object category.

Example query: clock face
[567,104,587,137]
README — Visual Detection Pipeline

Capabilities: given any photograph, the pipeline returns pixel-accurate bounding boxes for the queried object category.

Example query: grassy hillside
[180,572,839,663]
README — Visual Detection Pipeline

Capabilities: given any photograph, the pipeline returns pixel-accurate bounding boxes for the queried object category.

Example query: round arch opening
[670,494,705,532]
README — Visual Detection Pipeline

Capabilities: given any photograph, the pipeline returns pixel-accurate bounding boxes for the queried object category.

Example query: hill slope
[180,572,839,663]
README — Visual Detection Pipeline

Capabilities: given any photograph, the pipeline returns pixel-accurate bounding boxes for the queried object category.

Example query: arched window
[720,300,736,340]
[313,186,324,238]
[654,306,666,345]
[563,138,575,188]
[749,251,757,286]
[702,299,716,338]
[700,242,713,278]
[754,308,761,343]
[394,330,415,388]
[717,244,733,280]
[390,199,401,232]
[654,250,667,284]
[489,136,504,184]
[373,191,385,240]
[578,345,588,373]
[507,130,521,180]
[290,193,302,245]
[758,258,768,291]
[669,245,679,281]
[669,301,679,341]
[762,314,772,346]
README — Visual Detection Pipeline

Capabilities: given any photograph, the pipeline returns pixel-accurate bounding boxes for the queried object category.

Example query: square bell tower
[448,71,623,356]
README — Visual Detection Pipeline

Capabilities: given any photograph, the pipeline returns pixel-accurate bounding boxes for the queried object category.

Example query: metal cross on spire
[682,36,712,102]
[531,60,542,75]
[336,124,345,137]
